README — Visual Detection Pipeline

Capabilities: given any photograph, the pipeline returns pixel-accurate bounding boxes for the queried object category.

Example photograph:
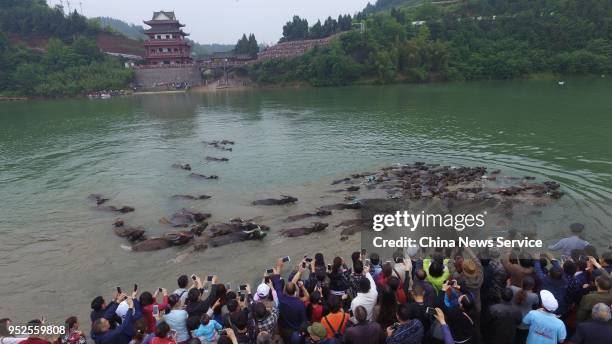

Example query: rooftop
[152,11,176,21]
[144,10,186,27]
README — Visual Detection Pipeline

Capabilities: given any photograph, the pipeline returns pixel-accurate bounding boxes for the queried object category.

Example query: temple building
[143,11,192,65]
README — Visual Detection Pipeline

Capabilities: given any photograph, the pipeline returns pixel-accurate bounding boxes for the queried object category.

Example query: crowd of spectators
[1,224,611,344]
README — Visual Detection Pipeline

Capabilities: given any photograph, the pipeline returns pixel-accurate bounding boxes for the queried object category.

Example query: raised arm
[299,281,310,302]
[548,238,565,251]
[533,259,547,281]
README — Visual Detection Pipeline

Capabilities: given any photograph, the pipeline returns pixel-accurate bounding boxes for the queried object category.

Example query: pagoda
[143,11,192,65]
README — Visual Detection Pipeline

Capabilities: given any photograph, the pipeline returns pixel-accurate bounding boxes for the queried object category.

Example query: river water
[1,78,611,324]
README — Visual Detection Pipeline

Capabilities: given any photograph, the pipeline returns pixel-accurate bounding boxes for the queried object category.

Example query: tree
[338,14,353,31]
[322,16,338,36]
[247,34,260,56]
[309,20,324,39]
[235,33,259,57]
[282,16,309,41]
[235,34,250,54]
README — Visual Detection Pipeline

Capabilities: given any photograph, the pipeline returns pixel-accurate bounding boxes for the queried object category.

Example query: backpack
[323,312,346,340]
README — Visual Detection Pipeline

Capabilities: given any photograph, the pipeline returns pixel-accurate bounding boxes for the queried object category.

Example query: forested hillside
[0,0,133,97]
[93,17,147,40]
[250,0,611,86]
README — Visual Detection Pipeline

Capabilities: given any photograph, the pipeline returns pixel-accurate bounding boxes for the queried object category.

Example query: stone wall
[257,35,337,61]
[133,65,203,91]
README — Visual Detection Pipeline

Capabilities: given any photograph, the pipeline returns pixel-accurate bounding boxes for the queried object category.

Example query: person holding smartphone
[140,288,170,333]
[91,296,136,344]
[172,275,191,305]
[350,264,378,323]
[185,275,220,320]
[271,257,307,343]
[163,295,189,344]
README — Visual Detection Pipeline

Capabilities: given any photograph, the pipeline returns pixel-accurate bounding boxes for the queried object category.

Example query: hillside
[93,16,147,41]
[0,0,133,97]
[250,0,611,86]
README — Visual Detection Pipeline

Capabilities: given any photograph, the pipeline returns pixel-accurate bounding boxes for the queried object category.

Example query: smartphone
[264,276,270,284]
[191,274,197,281]
[240,294,245,302]
[365,258,370,265]
[425,307,436,316]
[266,268,274,274]
[302,262,307,269]
[395,257,404,264]
[282,256,291,263]
[361,248,367,256]
[158,287,163,293]
[239,284,247,291]
[327,264,332,271]
[207,275,214,282]
[152,304,159,317]
[305,257,313,263]
[116,286,122,294]
[133,284,138,292]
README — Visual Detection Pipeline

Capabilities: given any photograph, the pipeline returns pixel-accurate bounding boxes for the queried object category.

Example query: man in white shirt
[350,265,378,322]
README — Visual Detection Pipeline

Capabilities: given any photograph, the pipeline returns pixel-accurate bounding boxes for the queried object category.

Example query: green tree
[282,16,309,41]
[309,20,324,39]
[235,34,250,54]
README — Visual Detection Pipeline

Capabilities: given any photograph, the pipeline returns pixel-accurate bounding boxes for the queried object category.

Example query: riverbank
[0,95,28,101]
[190,71,596,95]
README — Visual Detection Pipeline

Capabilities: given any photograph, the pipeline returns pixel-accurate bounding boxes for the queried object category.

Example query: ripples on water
[0,78,611,321]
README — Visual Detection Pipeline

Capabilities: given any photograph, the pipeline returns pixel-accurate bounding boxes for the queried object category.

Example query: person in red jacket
[376,263,407,303]
[140,288,170,333]
[150,322,177,344]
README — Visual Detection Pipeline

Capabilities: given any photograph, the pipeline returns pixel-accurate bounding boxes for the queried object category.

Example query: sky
[46,0,373,44]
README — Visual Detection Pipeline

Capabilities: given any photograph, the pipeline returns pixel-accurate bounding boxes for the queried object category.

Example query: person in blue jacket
[91,295,136,344]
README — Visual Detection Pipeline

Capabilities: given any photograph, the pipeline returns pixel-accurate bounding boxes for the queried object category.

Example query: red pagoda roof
[143,11,189,36]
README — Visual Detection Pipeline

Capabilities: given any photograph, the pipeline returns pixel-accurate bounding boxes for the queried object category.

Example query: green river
[0,78,611,322]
